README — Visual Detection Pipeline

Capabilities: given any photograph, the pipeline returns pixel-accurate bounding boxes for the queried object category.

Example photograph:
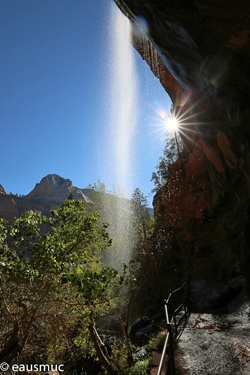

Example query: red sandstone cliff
[116,0,250,254]
[153,140,213,251]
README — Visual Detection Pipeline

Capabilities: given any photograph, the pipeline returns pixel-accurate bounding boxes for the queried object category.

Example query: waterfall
[98,3,139,270]
[107,3,138,191]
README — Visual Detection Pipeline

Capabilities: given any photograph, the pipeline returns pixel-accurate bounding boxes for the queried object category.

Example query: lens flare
[151,89,213,151]
[156,108,166,119]
[166,117,179,132]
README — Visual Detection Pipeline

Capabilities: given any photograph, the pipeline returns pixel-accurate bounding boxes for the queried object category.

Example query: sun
[166,117,179,132]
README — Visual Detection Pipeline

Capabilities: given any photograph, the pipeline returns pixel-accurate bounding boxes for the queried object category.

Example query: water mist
[101,3,138,271]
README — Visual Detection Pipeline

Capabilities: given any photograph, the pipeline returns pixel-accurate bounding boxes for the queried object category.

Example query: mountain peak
[26,174,90,203]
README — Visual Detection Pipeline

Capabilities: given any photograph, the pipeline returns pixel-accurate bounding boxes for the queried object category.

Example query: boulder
[190,276,244,311]
[129,316,150,342]
[134,324,152,345]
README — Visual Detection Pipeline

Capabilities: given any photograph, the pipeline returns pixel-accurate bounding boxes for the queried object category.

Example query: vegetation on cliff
[151,130,183,194]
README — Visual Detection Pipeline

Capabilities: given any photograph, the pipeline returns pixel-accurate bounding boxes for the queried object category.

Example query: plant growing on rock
[151,130,183,194]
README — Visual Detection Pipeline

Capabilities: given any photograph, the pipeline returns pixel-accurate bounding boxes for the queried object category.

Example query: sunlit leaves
[0,200,124,364]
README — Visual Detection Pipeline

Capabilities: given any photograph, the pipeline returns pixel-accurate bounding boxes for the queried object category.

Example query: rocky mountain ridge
[26,174,91,203]
[0,174,153,222]
[0,174,92,221]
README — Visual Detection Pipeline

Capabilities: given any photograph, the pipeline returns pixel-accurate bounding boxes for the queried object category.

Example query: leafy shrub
[128,357,151,375]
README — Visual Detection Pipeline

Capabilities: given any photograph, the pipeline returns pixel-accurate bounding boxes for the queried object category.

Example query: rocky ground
[175,292,250,375]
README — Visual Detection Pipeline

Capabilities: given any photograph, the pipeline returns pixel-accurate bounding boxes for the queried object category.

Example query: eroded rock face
[154,140,210,226]
[117,0,250,173]
[115,0,250,252]
[152,139,218,252]
[26,174,90,203]
[116,0,250,117]
[0,195,19,223]
[0,185,6,195]
[0,174,91,221]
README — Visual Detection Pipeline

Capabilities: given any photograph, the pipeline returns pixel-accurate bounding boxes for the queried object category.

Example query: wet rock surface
[175,292,250,374]
[191,275,244,311]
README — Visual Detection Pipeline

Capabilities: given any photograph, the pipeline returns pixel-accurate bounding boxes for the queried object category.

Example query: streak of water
[107,4,138,193]
[99,3,139,270]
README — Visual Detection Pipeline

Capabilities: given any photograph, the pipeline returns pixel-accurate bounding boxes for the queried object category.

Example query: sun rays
[166,116,179,132]
[151,90,215,152]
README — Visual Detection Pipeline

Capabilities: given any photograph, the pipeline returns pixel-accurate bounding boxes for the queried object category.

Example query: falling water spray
[108,4,138,189]
[101,3,138,270]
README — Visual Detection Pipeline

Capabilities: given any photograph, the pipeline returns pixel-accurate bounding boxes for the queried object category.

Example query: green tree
[0,200,128,374]
[151,131,183,194]
[130,188,153,247]
[151,135,177,194]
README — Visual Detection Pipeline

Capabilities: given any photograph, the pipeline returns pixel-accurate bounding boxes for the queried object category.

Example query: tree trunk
[0,306,37,363]
[0,322,19,363]
[88,323,118,375]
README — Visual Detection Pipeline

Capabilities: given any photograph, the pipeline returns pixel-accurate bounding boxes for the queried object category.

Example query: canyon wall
[115,0,250,256]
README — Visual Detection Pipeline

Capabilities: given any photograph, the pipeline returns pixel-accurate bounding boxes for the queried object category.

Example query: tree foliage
[151,133,183,194]
[0,199,129,373]
[130,188,154,252]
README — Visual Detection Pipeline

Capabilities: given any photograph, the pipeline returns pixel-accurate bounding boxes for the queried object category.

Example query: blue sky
[1,0,171,206]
